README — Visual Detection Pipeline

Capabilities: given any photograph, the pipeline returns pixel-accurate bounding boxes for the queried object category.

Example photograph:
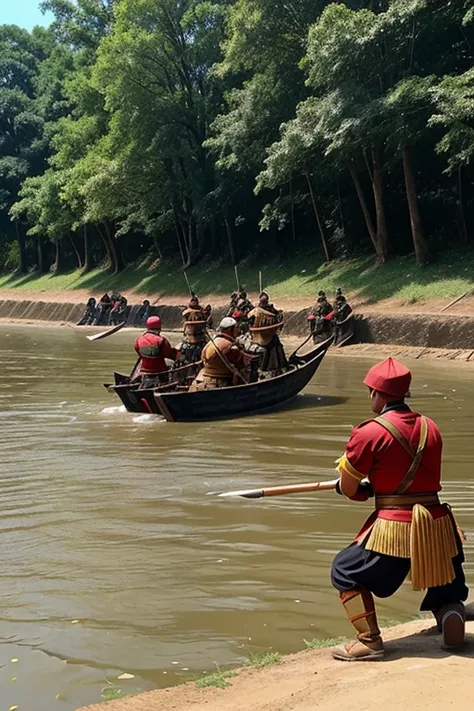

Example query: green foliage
[303,637,345,649]
[195,669,237,688]
[1,0,474,277]
[243,651,281,667]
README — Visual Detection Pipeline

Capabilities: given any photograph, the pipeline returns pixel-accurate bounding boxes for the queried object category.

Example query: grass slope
[0,250,473,304]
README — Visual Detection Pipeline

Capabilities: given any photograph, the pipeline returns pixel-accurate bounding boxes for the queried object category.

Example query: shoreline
[79,615,474,711]
[2,317,474,363]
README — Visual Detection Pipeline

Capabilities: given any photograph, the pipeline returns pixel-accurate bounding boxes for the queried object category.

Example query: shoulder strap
[374,415,429,494]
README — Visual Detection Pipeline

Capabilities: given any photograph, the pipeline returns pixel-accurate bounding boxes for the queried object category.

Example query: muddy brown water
[0,324,473,710]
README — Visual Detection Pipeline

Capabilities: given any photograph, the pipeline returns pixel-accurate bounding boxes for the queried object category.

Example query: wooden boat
[104,337,332,421]
[333,313,355,348]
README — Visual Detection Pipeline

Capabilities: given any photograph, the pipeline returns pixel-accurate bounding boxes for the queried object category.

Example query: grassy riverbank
[80,616,474,711]
[1,250,474,305]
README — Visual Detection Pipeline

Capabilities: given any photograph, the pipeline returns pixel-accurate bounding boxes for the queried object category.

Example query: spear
[234,265,241,292]
[183,270,194,296]
[214,478,339,499]
[259,270,263,294]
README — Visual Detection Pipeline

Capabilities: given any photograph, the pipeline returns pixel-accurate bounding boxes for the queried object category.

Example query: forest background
[0,0,473,302]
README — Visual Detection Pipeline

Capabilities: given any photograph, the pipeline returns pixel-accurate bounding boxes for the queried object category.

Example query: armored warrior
[247,292,287,373]
[307,290,333,341]
[189,317,247,391]
[134,316,178,384]
[331,357,468,661]
[232,290,254,333]
[178,295,210,370]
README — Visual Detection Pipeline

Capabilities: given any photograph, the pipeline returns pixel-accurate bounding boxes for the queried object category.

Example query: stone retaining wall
[1,299,474,350]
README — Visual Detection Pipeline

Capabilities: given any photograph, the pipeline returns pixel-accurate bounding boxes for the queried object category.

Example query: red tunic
[339,408,445,526]
[134,332,177,374]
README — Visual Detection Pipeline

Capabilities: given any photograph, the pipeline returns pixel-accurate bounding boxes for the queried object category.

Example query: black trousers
[331,540,468,611]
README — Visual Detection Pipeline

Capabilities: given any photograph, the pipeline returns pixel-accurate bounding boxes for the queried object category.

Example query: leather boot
[332,587,385,662]
[434,602,465,649]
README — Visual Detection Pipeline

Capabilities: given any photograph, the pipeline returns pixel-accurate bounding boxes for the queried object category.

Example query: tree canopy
[1,0,473,275]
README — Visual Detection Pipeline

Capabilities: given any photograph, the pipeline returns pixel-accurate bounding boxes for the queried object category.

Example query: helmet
[146,316,162,331]
[218,316,237,332]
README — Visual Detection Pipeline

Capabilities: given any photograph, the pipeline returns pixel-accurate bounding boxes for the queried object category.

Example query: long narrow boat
[105,337,332,421]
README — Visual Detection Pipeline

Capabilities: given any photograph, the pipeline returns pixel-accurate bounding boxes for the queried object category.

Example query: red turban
[363,357,411,398]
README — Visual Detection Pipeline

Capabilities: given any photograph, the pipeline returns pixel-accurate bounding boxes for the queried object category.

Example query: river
[0,323,472,709]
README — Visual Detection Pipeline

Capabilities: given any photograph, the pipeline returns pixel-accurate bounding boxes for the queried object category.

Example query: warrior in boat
[134,316,178,385]
[307,290,333,342]
[226,291,239,317]
[332,288,353,345]
[189,317,247,391]
[134,299,150,327]
[233,290,254,333]
[78,297,97,325]
[330,357,468,661]
[247,292,288,375]
[94,292,113,325]
[177,294,210,370]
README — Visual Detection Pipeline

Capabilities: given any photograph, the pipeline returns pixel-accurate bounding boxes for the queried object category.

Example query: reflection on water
[0,324,472,709]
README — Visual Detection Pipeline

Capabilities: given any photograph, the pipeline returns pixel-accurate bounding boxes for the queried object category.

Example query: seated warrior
[333,288,352,323]
[78,297,96,325]
[248,292,288,374]
[134,299,151,327]
[134,316,178,385]
[109,295,128,325]
[232,290,254,333]
[189,317,247,391]
[94,292,113,325]
[307,290,333,340]
[226,291,239,317]
[178,294,209,369]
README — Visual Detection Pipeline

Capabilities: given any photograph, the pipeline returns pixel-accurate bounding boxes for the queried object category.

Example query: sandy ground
[79,616,474,711]
[1,286,474,316]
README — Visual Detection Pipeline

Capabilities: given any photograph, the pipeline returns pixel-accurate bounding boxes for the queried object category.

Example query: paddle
[213,478,339,499]
[87,321,126,341]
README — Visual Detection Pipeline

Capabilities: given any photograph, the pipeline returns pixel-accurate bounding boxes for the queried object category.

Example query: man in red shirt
[134,316,178,382]
[331,357,468,661]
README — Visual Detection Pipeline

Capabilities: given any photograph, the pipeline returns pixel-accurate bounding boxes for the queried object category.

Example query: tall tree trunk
[178,216,191,267]
[174,217,186,267]
[102,220,124,274]
[82,225,91,273]
[304,171,330,262]
[224,211,237,265]
[69,234,83,270]
[15,220,27,274]
[402,144,430,264]
[370,144,389,265]
[290,180,296,242]
[37,236,45,273]
[457,166,469,244]
[152,236,163,260]
[52,240,61,273]
[350,167,378,254]
[95,223,114,270]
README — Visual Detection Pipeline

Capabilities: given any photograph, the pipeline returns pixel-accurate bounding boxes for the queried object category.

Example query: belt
[375,492,440,510]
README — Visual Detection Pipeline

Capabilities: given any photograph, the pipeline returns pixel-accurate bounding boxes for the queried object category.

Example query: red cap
[146,316,161,331]
[363,357,411,398]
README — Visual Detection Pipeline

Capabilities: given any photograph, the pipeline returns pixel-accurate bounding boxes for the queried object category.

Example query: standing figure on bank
[307,290,333,342]
[248,292,288,374]
[189,317,247,391]
[233,290,254,333]
[331,357,468,661]
[134,316,178,384]
[178,294,210,369]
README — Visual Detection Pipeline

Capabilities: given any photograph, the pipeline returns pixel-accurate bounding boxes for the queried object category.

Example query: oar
[214,478,339,499]
[87,321,126,341]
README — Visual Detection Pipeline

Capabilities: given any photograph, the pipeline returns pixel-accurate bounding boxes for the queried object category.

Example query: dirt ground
[79,616,474,711]
[1,285,474,316]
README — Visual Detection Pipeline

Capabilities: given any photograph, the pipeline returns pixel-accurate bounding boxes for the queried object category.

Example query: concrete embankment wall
[1,299,474,350]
